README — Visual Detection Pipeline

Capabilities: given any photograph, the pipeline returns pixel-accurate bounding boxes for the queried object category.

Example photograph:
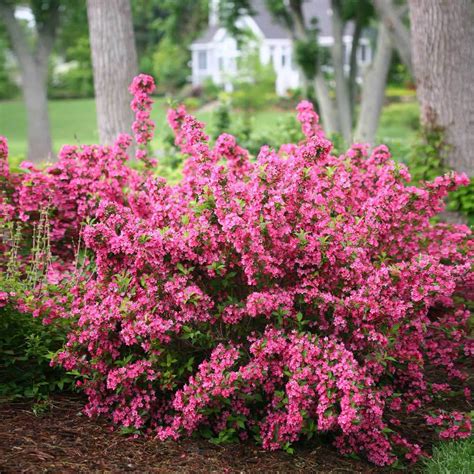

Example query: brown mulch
[0,395,387,474]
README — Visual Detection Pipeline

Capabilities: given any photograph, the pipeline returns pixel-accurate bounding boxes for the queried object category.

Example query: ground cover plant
[0,75,472,467]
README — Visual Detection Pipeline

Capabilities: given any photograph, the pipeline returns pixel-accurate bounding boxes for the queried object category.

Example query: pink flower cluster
[0,79,159,259]
[1,75,472,466]
[425,410,472,440]
[129,74,157,167]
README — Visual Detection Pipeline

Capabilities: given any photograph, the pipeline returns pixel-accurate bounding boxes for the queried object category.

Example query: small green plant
[0,296,74,400]
[231,47,277,135]
[212,98,232,139]
[48,37,94,99]
[408,123,447,183]
[408,123,474,225]
[0,216,75,400]
[152,37,189,92]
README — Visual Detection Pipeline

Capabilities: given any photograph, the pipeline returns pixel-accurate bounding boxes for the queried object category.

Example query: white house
[190,0,372,96]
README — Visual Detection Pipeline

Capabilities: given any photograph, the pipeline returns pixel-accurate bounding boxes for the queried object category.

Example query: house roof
[193,0,354,45]
[252,0,291,39]
[193,24,220,44]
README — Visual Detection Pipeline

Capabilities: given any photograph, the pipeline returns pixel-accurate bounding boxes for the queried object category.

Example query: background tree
[87,0,138,146]
[48,2,93,100]
[0,25,18,100]
[353,22,392,142]
[146,0,208,92]
[408,0,474,177]
[373,0,412,74]
[0,0,60,162]
[221,0,394,144]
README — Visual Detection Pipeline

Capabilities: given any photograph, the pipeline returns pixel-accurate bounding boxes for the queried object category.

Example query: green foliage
[152,38,189,92]
[0,217,74,400]
[231,50,277,113]
[30,0,60,31]
[212,99,232,139]
[0,27,18,100]
[388,62,412,88]
[0,301,73,400]
[0,275,71,401]
[294,38,320,80]
[200,78,222,102]
[134,0,208,85]
[49,37,93,99]
[408,124,474,225]
[448,184,474,224]
[408,125,446,183]
[219,0,254,43]
[423,437,474,474]
[338,0,374,22]
[210,92,305,156]
[151,0,209,44]
[327,132,346,157]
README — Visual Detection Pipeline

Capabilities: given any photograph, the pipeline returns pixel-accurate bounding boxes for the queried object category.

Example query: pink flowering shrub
[0,75,158,263]
[1,76,473,466]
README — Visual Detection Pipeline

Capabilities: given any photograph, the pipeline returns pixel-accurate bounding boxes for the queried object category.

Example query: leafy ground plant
[0,75,472,467]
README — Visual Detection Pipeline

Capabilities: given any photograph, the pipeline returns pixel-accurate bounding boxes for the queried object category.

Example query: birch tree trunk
[409,0,474,176]
[0,4,55,163]
[314,74,339,135]
[22,64,52,162]
[330,0,352,143]
[286,0,339,134]
[374,0,412,75]
[348,18,362,118]
[87,0,138,145]
[354,24,392,144]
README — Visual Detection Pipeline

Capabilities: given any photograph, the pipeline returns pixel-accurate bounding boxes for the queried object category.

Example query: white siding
[190,16,373,96]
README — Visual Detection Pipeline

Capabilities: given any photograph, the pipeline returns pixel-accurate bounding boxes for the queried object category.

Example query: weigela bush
[1,75,472,466]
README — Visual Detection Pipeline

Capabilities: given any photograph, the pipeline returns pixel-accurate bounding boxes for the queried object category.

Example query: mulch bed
[0,395,388,473]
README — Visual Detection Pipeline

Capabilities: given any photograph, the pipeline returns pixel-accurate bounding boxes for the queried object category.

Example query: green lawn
[423,438,474,474]
[0,96,419,161]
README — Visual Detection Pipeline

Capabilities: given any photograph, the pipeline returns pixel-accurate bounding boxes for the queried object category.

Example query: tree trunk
[348,18,363,120]
[22,64,53,162]
[330,1,352,143]
[314,74,339,135]
[354,24,392,144]
[409,0,474,176]
[0,4,54,162]
[374,0,412,75]
[87,0,138,145]
[286,0,339,135]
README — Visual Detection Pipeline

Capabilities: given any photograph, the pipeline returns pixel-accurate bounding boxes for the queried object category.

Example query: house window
[289,52,295,69]
[360,44,366,63]
[270,46,275,65]
[281,53,286,67]
[218,57,224,70]
[198,51,207,70]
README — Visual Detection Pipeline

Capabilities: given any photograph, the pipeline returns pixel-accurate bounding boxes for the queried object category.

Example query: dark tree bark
[87,0,138,145]
[0,3,57,162]
[409,0,474,176]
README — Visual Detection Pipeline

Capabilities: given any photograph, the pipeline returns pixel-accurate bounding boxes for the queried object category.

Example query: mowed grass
[0,97,167,159]
[0,96,419,161]
[423,437,474,474]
